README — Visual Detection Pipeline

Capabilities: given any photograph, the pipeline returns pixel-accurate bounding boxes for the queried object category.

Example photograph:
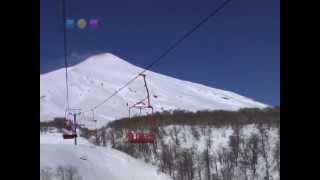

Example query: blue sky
[40,0,279,105]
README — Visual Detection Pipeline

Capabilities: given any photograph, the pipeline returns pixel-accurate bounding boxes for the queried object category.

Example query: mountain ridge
[40,53,268,128]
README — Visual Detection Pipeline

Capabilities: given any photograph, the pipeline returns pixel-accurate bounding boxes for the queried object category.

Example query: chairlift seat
[63,134,77,139]
[126,131,155,144]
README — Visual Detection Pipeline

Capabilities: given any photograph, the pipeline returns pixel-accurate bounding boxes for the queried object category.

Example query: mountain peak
[41,52,268,127]
[75,53,134,69]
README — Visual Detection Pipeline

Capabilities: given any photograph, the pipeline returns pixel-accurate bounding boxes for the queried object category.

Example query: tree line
[40,107,280,180]
[108,107,280,130]
[40,165,83,180]
[109,124,280,180]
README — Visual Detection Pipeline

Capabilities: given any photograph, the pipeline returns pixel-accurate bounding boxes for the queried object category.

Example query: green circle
[77,19,87,29]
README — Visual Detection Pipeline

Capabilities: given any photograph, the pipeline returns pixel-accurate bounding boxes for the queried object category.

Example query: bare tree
[65,165,80,180]
[40,167,53,180]
[273,131,280,179]
[235,128,252,180]
[258,125,271,180]
[218,148,233,180]
[161,144,174,176]
[56,166,67,180]
[203,137,212,180]
[245,133,259,179]
[185,149,195,180]
[55,165,83,180]
[229,125,241,167]
[110,129,115,148]
[191,126,200,140]
[212,155,220,180]
[196,154,203,180]
[171,126,181,146]
[101,128,107,147]
[95,130,101,146]
[238,139,250,180]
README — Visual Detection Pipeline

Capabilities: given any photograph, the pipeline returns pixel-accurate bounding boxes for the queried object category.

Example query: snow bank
[40,133,171,180]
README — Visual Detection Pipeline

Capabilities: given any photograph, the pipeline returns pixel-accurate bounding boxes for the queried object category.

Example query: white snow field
[40,53,268,127]
[40,133,172,180]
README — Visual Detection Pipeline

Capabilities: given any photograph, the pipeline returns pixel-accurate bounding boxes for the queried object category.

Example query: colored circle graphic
[77,19,87,29]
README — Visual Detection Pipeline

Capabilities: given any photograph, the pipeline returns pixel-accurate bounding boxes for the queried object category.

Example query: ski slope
[40,53,268,127]
[40,133,171,180]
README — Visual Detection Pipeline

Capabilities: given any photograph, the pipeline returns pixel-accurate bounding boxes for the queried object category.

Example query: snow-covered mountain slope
[40,53,268,127]
[40,133,171,180]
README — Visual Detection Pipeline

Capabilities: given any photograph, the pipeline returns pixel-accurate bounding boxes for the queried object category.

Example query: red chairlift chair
[126,105,155,144]
[125,74,156,144]
[62,118,77,139]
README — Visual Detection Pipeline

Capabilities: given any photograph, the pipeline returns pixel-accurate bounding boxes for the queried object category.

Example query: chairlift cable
[81,0,234,113]
[62,0,70,115]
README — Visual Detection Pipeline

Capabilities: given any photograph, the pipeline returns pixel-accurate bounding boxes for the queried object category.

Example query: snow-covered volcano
[40,53,267,127]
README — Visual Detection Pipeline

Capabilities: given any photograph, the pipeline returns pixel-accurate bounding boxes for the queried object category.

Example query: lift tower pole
[69,108,81,146]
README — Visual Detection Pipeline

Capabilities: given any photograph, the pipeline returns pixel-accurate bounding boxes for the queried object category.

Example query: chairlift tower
[68,108,82,145]
[89,109,99,145]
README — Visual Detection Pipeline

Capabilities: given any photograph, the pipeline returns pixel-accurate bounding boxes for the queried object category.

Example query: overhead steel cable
[62,0,70,114]
[81,0,234,113]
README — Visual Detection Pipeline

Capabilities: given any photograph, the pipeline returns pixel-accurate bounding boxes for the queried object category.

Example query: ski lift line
[62,0,70,113]
[93,73,141,110]
[80,0,234,113]
[141,0,234,72]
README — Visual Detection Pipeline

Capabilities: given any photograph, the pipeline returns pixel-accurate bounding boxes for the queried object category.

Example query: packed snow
[40,53,268,127]
[40,133,172,180]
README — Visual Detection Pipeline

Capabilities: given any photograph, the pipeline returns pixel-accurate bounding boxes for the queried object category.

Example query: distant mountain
[40,53,268,127]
